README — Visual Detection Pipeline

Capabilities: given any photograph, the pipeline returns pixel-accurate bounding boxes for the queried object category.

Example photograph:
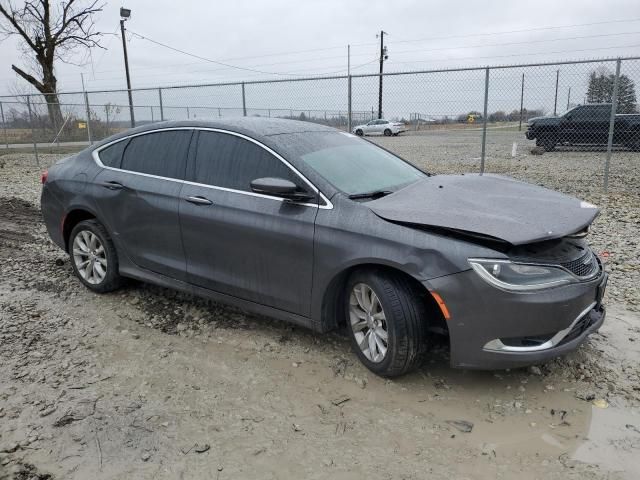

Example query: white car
[352,119,406,136]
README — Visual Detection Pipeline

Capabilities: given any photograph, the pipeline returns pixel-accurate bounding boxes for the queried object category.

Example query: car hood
[367,174,599,245]
[528,115,561,124]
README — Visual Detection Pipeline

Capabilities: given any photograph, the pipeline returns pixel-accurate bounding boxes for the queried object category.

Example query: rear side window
[121,130,192,179]
[98,139,129,168]
[192,131,299,191]
[593,105,612,119]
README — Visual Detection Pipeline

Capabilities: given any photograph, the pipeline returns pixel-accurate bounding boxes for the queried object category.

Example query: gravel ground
[1,137,639,479]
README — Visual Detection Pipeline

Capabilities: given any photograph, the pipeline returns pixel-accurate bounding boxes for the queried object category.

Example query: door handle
[185,195,213,206]
[100,181,125,190]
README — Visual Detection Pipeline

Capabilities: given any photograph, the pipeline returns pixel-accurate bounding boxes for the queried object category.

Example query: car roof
[92,117,337,149]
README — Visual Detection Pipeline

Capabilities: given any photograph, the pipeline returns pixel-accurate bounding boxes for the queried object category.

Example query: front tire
[345,269,428,377]
[355,129,363,136]
[536,136,556,151]
[384,129,392,136]
[69,219,123,293]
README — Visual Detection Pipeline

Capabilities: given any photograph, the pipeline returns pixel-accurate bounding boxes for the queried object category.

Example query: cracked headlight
[468,259,574,292]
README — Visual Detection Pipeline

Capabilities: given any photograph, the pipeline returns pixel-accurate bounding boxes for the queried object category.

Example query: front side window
[289,132,426,195]
[120,130,192,179]
[192,131,300,192]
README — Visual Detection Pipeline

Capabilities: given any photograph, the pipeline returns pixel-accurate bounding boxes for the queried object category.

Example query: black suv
[525,103,640,151]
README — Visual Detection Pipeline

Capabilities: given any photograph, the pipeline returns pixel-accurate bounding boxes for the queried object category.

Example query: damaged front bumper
[426,268,607,370]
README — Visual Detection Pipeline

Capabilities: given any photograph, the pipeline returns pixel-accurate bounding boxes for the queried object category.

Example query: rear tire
[355,129,363,136]
[384,129,392,136]
[69,220,123,293]
[345,269,428,377]
[624,138,640,151]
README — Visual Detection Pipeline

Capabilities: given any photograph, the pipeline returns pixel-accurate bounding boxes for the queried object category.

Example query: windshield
[287,132,426,195]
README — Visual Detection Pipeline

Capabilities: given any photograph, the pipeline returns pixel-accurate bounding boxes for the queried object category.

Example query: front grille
[560,250,597,278]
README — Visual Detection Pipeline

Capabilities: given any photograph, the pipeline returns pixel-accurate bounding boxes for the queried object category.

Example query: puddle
[573,406,640,479]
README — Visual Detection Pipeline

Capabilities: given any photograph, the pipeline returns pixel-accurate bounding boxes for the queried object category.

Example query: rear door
[179,130,318,315]
[93,129,193,280]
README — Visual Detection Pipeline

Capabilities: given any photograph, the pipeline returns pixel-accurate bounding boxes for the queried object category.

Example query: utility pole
[377,30,387,119]
[120,8,135,128]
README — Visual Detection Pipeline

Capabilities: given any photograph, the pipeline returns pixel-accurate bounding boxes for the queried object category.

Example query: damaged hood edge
[367,174,600,246]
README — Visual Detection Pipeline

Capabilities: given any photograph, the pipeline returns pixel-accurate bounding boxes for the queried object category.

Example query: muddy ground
[1,143,639,479]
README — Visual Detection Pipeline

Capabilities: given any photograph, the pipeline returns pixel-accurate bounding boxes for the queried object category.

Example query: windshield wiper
[348,190,393,200]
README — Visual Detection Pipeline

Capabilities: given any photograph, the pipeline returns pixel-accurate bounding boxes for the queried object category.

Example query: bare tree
[0,0,104,126]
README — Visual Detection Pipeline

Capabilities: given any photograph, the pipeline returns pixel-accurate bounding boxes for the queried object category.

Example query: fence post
[105,106,110,137]
[158,88,165,121]
[347,75,352,132]
[241,82,247,116]
[26,96,39,168]
[553,69,559,116]
[150,106,154,122]
[604,58,621,192]
[518,73,525,131]
[480,67,490,175]
[0,101,8,148]
[84,91,93,145]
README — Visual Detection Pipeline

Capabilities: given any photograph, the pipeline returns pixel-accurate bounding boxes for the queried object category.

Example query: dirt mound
[0,197,41,247]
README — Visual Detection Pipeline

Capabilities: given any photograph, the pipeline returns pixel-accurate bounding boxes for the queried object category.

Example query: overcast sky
[1,0,639,119]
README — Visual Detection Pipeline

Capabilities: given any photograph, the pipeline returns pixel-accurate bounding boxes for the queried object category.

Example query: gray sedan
[41,118,607,377]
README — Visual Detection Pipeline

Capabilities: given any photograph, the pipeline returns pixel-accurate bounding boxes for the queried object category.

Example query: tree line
[586,68,637,113]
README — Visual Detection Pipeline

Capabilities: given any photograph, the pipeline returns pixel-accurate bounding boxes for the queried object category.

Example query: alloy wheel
[349,283,388,363]
[72,230,107,285]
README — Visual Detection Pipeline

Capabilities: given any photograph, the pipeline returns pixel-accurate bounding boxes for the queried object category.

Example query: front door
[93,129,193,280]
[179,130,318,316]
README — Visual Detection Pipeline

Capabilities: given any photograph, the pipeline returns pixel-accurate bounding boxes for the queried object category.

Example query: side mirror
[250,177,314,202]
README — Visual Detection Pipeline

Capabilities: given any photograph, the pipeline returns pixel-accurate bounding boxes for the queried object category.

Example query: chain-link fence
[1,56,639,193]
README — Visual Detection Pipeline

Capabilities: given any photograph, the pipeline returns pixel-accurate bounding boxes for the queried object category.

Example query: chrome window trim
[91,126,333,210]
[482,301,597,353]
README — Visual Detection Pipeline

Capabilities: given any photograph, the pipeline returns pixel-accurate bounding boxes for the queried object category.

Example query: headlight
[468,259,574,292]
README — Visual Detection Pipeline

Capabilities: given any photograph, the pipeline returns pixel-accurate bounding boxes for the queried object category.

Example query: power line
[58,56,380,91]
[82,17,640,76]
[388,30,640,57]
[379,17,640,46]
[69,55,378,85]
[71,29,638,84]
[127,29,340,77]
[386,43,640,68]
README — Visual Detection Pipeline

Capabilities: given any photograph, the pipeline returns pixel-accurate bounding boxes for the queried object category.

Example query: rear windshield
[285,132,425,195]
